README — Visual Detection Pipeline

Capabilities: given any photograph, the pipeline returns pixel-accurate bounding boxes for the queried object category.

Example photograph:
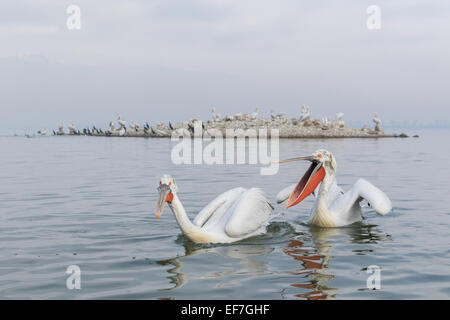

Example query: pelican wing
[276,184,297,204]
[193,187,245,227]
[225,188,273,238]
[331,179,392,217]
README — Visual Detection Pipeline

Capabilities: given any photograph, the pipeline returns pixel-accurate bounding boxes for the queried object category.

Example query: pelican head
[155,174,178,219]
[278,149,336,209]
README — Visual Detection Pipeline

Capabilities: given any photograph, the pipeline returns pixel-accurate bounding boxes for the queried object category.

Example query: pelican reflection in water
[157,241,275,291]
[282,223,391,300]
[156,222,390,298]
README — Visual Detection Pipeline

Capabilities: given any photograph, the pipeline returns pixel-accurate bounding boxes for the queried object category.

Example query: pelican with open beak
[276,149,392,227]
[155,174,274,243]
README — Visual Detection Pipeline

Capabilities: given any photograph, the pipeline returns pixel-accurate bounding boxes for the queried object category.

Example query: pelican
[211,108,221,121]
[155,174,274,243]
[373,112,382,127]
[300,105,311,122]
[276,149,392,227]
[117,116,127,129]
[37,129,47,135]
[68,123,76,134]
[251,108,259,120]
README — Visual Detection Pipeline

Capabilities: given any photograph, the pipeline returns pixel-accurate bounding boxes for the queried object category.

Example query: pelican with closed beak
[276,149,392,227]
[155,174,274,243]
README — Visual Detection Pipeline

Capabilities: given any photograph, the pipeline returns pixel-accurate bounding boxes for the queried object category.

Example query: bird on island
[68,123,76,134]
[155,174,274,243]
[37,129,47,135]
[117,116,127,129]
[276,149,392,227]
[109,121,116,133]
[211,108,221,122]
[300,105,311,122]
[321,117,330,129]
[251,108,259,120]
[373,113,382,127]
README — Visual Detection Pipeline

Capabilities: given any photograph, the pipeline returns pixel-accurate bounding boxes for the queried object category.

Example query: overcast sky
[1,0,449,134]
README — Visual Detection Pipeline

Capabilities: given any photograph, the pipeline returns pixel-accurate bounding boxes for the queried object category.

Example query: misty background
[1,0,449,134]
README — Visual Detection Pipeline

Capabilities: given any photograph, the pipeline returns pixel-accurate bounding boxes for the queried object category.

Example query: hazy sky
[1,0,449,133]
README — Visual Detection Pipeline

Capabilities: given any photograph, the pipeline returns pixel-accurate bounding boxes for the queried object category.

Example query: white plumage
[276,149,392,227]
[155,175,274,243]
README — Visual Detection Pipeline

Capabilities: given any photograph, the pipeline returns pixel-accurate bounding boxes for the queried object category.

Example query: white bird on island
[109,121,116,132]
[155,174,274,243]
[37,129,47,135]
[373,112,382,126]
[57,124,65,135]
[211,108,221,121]
[68,123,76,134]
[276,149,392,227]
[334,113,345,128]
[300,105,311,122]
[250,108,259,120]
[117,116,127,129]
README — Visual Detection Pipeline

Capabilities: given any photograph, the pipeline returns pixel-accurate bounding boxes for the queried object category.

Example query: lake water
[0,130,449,299]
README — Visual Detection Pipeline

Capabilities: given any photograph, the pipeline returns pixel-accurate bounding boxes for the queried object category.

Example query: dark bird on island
[150,127,155,134]
[145,122,150,130]
[169,122,174,130]
[53,130,56,135]
[188,123,195,134]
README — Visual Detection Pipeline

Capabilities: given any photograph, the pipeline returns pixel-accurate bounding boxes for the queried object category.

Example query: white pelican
[155,174,274,243]
[276,149,392,227]
[68,123,76,134]
[300,105,311,122]
[117,116,127,129]
[251,108,259,120]
[211,108,221,121]
[373,112,382,127]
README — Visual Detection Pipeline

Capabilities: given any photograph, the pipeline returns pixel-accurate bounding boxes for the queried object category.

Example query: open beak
[278,156,326,209]
[155,184,172,219]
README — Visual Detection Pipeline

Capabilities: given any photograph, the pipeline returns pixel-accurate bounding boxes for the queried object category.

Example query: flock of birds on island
[20,105,395,243]
[28,106,385,138]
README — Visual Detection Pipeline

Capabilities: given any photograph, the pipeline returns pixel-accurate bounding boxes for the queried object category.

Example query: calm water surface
[0,130,449,299]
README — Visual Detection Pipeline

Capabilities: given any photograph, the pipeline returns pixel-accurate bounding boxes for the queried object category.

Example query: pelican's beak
[155,184,173,219]
[280,156,326,209]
